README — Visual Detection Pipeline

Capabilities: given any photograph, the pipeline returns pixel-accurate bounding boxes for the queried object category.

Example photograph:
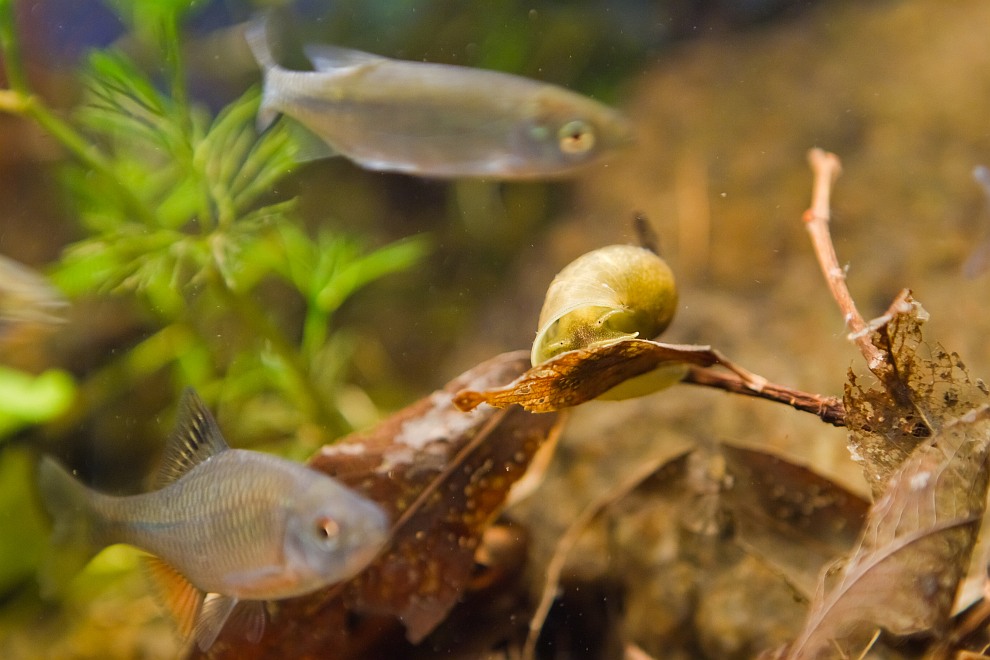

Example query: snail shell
[531,244,678,366]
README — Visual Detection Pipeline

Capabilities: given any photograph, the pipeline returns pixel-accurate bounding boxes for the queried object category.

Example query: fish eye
[314,516,340,546]
[558,120,595,155]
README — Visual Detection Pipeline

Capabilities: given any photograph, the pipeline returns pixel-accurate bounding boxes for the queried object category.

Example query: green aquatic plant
[0,367,75,441]
[0,0,428,443]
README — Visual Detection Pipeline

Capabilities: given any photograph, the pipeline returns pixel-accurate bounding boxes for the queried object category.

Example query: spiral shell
[531,244,678,367]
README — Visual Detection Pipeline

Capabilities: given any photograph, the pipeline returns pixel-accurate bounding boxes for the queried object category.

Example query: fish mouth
[340,532,388,578]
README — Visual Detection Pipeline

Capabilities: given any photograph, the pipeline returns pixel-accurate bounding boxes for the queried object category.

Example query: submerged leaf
[845,296,990,495]
[197,351,564,658]
[721,444,869,599]
[780,295,990,659]
[786,406,990,659]
[453,338,723,412]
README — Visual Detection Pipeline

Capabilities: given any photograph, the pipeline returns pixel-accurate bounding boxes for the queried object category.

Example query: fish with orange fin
[37,389,389,651]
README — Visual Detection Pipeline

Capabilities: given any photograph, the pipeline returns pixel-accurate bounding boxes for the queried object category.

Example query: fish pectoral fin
[227,600,268,645]
[194,596,267,650]
[195,593,239,651]
[303,44,386,72]
[284,120,340,163]
[142,555,204,641]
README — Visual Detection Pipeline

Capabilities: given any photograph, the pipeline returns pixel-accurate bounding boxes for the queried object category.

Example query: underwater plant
[0,1,426,646]
[0,0,428,446]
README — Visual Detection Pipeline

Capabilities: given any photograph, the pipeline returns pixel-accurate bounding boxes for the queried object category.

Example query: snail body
[532,244,683,399]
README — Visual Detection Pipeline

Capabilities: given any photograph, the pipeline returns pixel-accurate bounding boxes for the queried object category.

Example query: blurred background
[2,0,990,657]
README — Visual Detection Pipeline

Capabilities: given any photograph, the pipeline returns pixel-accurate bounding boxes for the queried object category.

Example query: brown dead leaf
[721,444,869,599]
[782,294,990,659]
[785,405,990,660]
[196,351,565,659]
[845,295,990,496]
[453,339,722,412]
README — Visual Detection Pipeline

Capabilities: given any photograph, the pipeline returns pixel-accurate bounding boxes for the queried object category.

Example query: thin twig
[633,212,661,254]
[803,150,885,372]
[681,365,846,426]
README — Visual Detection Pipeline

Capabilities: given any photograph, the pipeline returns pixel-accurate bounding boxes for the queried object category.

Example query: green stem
[0,89,25,112]
[27,95,158,226]
[0,2,157,227]
[301,306,329,363]
[0,0,28,94]
[160,12,215,232]
[160,15,187,117]
[208,269,350,437]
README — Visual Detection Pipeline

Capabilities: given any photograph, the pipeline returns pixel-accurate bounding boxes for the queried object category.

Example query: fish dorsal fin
[154,389,229,488]
[303,44,386,72]
[142,555,204,641]
[195,594,241,651]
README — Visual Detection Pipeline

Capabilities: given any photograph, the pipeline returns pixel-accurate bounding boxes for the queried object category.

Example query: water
[2,0,990,657]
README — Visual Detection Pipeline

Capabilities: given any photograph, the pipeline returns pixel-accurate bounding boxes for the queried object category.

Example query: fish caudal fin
[244,16,276,72]
[244,16,281,133]
[36,457,102,597]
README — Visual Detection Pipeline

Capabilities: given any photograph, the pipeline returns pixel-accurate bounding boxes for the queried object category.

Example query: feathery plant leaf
[4,3,426,441]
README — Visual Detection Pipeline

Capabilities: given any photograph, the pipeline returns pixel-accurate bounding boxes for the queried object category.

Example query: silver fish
[38,389,389,651]
[245,20,634,179]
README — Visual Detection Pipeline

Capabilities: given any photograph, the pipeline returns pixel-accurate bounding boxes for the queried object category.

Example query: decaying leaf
[785,407,990,659]
[453,338,726,412]
[779,292,990,659]
[524,443,869,658]
[196,351,564,659]
[721,444,869,599]
[845,295,990,496]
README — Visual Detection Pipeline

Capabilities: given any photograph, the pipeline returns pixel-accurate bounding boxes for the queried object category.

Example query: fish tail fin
[36,457,103,597]
[244,16,277,72]
[245,16,281,132]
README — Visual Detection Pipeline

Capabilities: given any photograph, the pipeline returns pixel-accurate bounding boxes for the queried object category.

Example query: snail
[531,244,685,400]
